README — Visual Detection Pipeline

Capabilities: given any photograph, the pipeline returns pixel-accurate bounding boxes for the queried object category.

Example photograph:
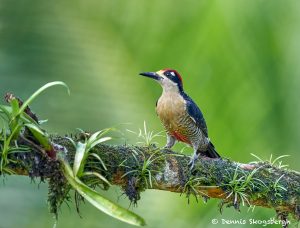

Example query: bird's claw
[188,153,199,170]
[188,159,195,170]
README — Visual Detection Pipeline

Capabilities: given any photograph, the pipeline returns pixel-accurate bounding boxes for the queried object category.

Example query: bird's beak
[139,72,162,81]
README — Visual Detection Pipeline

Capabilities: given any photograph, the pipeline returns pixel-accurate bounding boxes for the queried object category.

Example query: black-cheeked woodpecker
[139,69,221,168]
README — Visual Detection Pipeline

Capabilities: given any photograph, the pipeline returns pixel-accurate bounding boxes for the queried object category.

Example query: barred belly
[156,91,205,146]
[162,114,202,145]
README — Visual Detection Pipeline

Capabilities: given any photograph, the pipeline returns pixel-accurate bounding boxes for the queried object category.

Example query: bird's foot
[163,145,171,149]
[164,135,176,150]
[163,142,175,151]
[188,153,199,170]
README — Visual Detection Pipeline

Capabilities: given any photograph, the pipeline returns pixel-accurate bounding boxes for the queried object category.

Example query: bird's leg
[188,148,199,170]
[164,134,176,149]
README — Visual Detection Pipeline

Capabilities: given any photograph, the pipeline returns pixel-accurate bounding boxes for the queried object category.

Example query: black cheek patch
[169,76,181,85]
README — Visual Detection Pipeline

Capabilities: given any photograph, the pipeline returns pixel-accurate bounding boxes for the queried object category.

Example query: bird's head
[139,69,183,92]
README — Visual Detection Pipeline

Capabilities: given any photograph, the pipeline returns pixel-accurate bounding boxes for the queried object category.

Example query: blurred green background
[0,0,299,227]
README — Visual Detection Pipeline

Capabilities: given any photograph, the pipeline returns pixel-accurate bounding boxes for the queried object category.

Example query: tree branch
[3,135,300,221]
[0,90,299,225]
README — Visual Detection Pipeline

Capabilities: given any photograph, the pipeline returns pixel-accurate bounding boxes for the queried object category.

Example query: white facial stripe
[170,72,175,77]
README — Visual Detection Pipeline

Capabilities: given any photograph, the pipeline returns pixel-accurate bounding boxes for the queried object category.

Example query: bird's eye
[165,71,176,78]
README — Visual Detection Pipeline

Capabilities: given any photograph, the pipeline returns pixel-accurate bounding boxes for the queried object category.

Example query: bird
[139,69,221,168]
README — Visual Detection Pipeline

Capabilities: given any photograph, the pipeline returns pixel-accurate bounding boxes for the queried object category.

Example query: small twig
[5,92,39,122]
[19,135,46,154]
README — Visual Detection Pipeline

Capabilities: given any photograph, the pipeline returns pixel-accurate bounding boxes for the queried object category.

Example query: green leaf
[18,81,70,117]
[87,130,109,146]
[88,136,111,150]
[83,171,111,186]
[0,105,11,119]
[10,99,20,117]
[21,112,39,124]
[0,105,15,129]
[90,152,107,170]
[25,123,52,151]
[9,124,23,142]
[61,160,145,226]
[73,142,87,177]
[271,155,290,166]
[8,99,20,132]
[73,134,111,178]
[65,137,77,149]
[87,130,103,143]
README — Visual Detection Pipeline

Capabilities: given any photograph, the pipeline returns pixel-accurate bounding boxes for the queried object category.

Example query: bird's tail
[198,141,221,158]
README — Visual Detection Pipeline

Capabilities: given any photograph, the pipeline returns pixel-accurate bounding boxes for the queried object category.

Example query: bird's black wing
[182,93,208,137]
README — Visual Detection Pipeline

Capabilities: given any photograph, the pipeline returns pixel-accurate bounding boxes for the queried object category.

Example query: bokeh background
[1,0,300,227]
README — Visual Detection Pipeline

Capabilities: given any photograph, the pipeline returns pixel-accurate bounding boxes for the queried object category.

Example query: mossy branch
[2,135,300,221]
[1,85,299,227]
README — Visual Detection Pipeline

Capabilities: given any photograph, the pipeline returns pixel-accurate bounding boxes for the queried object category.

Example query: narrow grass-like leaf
[2,167,16,175]
[122,170,138,178]
[0,105,11,119]
[18,81,70,117]
[87,131,102,144]
[65,137,77,149]
[90,153,107,170]
[10,99,20,117]
[147,170,152,188]
[88,137,111,150]
[1,124,22,170]
[83,171,111,186]
[73,142,87,177]
[86,128,113,147]
[25,123,52,150]
[250,153,264,162]
[271,155,290,166]
[61,161,145,226]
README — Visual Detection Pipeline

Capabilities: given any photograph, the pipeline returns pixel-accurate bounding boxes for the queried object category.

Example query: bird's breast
[156,92,193,142]
[156,92,186,122]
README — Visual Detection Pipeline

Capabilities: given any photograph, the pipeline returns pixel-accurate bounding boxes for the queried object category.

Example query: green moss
[118,144,166,205]
[180,174,210,203]
[47,161,70,218]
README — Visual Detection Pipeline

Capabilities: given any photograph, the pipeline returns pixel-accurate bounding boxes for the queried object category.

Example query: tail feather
[198,142,221,158]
